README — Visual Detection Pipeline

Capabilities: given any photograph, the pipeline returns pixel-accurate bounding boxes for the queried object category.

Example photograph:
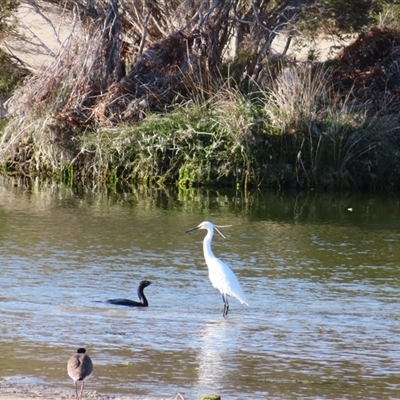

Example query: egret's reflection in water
[197,319,230,394]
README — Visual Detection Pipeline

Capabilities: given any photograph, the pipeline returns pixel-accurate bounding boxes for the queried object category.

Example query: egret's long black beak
[186,226,199,233]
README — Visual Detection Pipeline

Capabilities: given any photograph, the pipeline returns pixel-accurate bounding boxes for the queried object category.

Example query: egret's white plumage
[187,221,249,317]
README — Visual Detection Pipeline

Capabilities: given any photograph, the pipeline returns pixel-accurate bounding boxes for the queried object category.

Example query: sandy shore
[0,382,113,399]
[0,381,176,400]
[4,2,74,69]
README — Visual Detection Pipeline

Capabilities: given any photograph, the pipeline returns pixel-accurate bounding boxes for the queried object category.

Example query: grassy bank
[1,28,400,191]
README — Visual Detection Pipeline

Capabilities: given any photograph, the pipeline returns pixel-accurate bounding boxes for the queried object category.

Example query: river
[0,178,399,399]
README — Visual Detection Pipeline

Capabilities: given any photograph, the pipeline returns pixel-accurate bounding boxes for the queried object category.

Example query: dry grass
[0,13,108,170]
[261,62,400,189]
[265,64,332,135]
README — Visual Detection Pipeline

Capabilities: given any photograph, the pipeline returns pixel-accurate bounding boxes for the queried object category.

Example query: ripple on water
[0,185,400,399]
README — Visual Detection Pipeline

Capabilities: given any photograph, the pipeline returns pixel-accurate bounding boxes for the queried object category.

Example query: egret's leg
[222,294,229,318]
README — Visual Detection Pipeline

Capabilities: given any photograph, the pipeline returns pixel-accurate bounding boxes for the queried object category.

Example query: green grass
[72,92,259,187]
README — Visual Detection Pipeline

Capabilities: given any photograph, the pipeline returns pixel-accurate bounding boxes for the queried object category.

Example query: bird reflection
[196,319,231,392]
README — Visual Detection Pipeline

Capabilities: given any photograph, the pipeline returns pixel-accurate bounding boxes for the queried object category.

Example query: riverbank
[1,4,400,191]
[0,384,111,399]
[0,380,175,400]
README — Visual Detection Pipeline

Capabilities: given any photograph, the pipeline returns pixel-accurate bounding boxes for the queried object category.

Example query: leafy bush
[0,49,28,97]
[0,0,18,34]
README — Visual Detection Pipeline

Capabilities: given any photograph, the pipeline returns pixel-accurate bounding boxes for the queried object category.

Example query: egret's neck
[203,229,215,260]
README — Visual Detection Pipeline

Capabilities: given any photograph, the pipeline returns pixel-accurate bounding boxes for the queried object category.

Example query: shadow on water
[0,177,400,399]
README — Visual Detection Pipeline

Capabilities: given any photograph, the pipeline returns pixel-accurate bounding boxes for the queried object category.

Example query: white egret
[107,280,152,307]
[67,348,93,400]
[186,221,249,318]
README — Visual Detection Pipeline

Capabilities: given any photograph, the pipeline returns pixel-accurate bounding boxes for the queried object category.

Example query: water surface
[0,179,399,399]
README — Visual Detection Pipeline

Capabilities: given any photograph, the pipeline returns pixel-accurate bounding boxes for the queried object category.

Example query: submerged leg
[222,294,229,318]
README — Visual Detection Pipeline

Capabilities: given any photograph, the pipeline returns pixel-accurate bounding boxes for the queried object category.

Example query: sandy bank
[0,380,175,400]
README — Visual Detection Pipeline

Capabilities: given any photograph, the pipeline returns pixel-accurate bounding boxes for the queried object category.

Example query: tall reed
[262,63,398,189]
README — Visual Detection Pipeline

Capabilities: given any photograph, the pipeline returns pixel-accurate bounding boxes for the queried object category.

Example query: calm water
[0,178,399,399]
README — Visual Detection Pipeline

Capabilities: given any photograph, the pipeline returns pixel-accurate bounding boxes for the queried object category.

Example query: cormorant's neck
[137,287,148,306]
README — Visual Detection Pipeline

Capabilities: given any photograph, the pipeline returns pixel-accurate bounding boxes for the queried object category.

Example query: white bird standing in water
[186,221,249,318]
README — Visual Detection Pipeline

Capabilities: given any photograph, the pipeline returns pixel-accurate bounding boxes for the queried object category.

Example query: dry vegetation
[1,0,400,191]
